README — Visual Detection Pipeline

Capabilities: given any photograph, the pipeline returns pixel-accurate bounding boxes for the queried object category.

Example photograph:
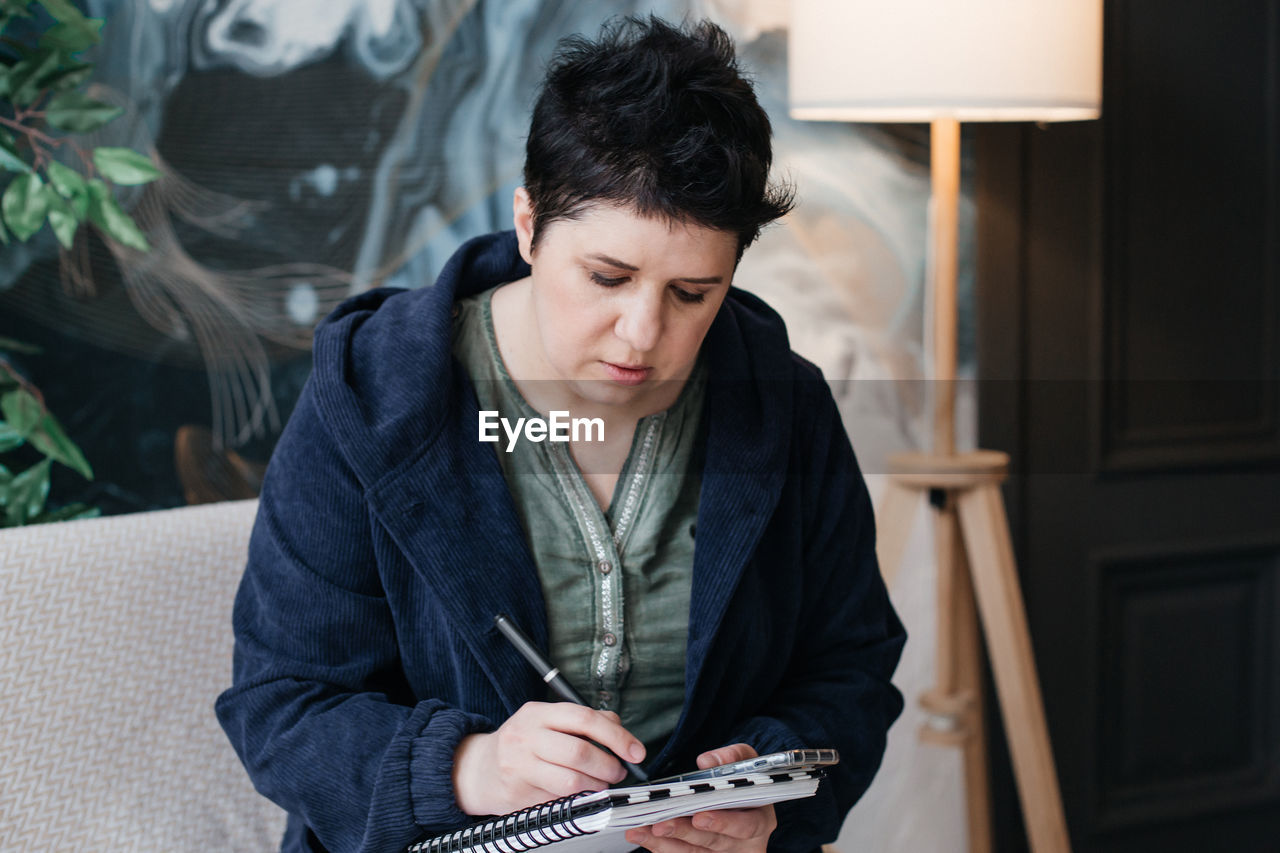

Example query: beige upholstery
[0,500,286,850]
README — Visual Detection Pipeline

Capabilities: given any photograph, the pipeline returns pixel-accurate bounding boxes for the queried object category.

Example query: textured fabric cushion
[0,500,286,850]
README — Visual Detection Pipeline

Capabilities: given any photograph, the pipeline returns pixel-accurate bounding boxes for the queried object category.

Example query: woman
[217,16,905,853]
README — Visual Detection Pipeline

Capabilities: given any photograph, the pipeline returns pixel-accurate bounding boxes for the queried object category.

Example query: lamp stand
[875,120,1071,853]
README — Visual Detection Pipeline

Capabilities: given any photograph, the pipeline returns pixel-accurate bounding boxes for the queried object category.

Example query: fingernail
[630,744,645,762]
[694,815,714,830]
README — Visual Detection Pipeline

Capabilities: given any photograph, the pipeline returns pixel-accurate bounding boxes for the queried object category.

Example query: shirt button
[602,632,617,647]
[598,560,612,575]
[598,690,613,704]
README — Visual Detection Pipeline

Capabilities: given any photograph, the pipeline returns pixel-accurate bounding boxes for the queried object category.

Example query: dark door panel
[975,2,1280,850]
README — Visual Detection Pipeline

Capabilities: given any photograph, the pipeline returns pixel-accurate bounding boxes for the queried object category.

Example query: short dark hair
[523,15,794,260]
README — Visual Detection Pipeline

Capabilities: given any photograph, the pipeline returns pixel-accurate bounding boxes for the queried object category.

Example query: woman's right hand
[452,701,646,816]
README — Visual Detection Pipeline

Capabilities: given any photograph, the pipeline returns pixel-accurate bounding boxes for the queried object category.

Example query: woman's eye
[588,271,628,287]
[673,287,706,304]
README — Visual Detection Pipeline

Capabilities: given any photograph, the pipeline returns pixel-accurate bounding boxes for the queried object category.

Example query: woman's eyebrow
[585,253,723,284]
[586,253,639,271]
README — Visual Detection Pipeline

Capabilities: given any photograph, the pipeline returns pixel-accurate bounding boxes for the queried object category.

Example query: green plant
[0,1,160,524]
[0,336,97,526]
[1,0,159,250]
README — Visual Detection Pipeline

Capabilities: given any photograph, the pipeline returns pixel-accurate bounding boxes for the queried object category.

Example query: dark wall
[976,1,1280,851]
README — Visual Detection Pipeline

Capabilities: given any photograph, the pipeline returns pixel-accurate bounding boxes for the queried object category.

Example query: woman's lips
[601,361,654,386]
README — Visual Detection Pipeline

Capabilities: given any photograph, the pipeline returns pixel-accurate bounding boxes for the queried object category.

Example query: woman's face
[512,188,738,414]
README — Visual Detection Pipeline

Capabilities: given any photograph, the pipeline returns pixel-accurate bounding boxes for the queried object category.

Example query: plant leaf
[0,389,92,478]
[9,47,59,106]
[0,335,41,354]
[2,171,48,241]
[68,186,87,219]
[38,18,102,52]
[45,158,84,196]
[0,420,22,452]
[47,159,89,220]
[44,90,122,132]
[0,136,32,173]
[0,461,11,484]
[0,387,41,436]
[32,3,106,57]
[38,60,92,92]
[27,408,92,479]
[35,0,93,28]
[43,184,77,248]
[93,146,161,186]
[32,502,99,523]
[4,456,51,525]
[0,57,28,101]
[87,178,148,251]
[36,0,88,24]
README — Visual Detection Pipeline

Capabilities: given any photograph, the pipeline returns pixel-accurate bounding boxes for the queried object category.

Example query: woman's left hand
[624,744,777,852]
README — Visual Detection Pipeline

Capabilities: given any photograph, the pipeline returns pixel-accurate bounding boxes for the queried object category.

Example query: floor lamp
[789,3,1101,852]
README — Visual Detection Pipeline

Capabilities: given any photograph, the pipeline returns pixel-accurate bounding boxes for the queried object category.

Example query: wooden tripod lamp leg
[919,502,972,738]
[952,528,993,853]
[921,499,993,853]
[956,482,1071,853]
[933,503,961,699]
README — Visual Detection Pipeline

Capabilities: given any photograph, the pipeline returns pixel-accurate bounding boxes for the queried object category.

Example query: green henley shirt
[452,285,704,752]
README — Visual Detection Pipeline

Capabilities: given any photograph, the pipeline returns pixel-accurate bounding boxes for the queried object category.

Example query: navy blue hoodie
[216,230,905,853]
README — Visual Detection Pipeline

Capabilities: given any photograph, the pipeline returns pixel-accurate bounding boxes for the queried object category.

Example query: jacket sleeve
[723,379,906,852]
[215,381,495,853]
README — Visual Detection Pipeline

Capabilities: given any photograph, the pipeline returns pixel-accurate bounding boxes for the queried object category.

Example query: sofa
[0,499,286,850]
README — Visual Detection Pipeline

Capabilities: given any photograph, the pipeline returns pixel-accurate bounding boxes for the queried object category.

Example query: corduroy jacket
[215,230,906,853]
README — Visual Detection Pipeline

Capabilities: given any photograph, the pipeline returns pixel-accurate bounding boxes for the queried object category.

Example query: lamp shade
[789,0,1102,122]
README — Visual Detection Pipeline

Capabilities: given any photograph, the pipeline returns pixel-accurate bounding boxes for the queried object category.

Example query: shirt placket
[548,413,665,711]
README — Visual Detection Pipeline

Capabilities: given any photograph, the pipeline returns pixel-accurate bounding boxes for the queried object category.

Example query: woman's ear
[512,187,535,265]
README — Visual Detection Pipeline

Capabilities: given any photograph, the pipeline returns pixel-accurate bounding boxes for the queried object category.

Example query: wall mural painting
[0,0,970,517]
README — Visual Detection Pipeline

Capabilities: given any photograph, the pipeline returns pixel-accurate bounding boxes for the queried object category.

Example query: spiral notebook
[407,749,838,853]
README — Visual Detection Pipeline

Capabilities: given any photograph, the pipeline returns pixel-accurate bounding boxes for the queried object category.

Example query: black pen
[494,613,649,782]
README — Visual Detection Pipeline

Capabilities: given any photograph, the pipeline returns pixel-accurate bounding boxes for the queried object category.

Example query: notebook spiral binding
[408,792,598,853]
[407,768,830,852]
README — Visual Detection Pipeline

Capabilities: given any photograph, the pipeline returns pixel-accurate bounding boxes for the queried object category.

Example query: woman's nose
[614,289,664,353]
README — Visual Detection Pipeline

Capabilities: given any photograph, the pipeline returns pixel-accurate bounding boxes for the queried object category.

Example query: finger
[526,759,614,798]
[532,729,629,786]
[624,826,706,853]
[646,817,737,850]
[689,806,776,840]
[695,742,758,770]
[508,753,614,802]
[541,703,646,766]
